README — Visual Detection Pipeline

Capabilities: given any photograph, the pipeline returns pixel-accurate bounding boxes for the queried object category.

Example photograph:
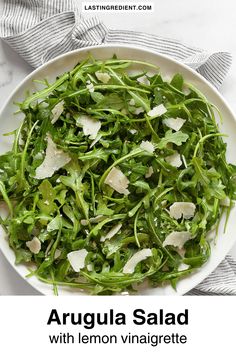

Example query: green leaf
[96,195,114,216]
[100,93,124,110]
[37,180,57,214]
[15,248,32,264]
[192,157,210,186]
[90,91,105,103]
[157,130,189,149]
[131,180,150,191]
[170,73,184,91]
[79,148,110,162]
[205,179,226,200]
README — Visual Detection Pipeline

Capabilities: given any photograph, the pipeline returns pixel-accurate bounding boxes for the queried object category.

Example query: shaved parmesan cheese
[45,239,53,256]
[161,199,167,207]
[0,201,10,219]
[95,71,111,83]
[182,154,187,168]
[163,231,192,249]
[26,237,41,254]
[67,249,88,272]
[81,219,89,226]
[47,216,61,232]
[86,81,94,93]
[140,140,155,153]
[54,249,61,259]
[147,104,167,118]
[183,86,191,95]
[163,117,186,131]
[51,100,64,124]
[169,202,196,220]
[35,135,71,179]
[90,215,106,223]
[81,215,105,225]
[137,75,150,85]
[129,129,137,135]
[90,134,102,148]
[176,248,186,258]
[178,263,190,271]
[101,223,122,242]
[165,151,182,167]
[134,107,144,115]
[78,115,101,139]
[145,166,154,178]
[87,263,93,271]
[129,99,136,106]
[104,167,130,195]
[220,196,230,207]
[123,249,152,274]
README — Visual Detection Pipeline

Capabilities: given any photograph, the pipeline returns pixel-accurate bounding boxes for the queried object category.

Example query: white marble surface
[0,0,236,295]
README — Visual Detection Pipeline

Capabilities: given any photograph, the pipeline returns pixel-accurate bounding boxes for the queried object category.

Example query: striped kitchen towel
[0,0,235,295]
[0,0,232,89]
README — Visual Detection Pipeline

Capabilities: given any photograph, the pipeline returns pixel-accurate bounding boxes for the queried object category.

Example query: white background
[0,0,236,294]
[0,296,235,353]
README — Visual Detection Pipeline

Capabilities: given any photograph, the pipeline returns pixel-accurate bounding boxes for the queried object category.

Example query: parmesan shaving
[178,263,190,271]
[169,202,196,219]
[51,100,64,124]
[90,215,106,223]
[137,75,150,85]
[35,135,71,179]
[78,115,101,139]
[100,223,122,242]
[26,237,41,254]
[140,140,155,153]
[104,167,130,195]
[129,99,136,106]
[163,117,186,131]
[67,249,88,272]
[134,107,144,115]
[81,219,89,226]
[220,197,230,207]
[147,104,167,117]
[95,72,111,83]
[54,249,61,259]
[86,81,94,93]
[145,166,154,178]
[123,249,152,274]
[165,151,182,167]
[87,263,93,271]
[81,215,106,225]
[90,134,101,148]
[163,231,192,249]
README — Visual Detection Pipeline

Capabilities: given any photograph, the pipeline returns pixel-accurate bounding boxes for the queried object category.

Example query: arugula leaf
[37,180,57,215]
[157,130,189,149]
[170,73,184,91]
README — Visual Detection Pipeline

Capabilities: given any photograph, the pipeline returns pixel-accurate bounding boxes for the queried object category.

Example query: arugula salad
[0,56,236,295]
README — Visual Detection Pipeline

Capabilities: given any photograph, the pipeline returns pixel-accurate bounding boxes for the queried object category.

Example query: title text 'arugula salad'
[0,56,236,294]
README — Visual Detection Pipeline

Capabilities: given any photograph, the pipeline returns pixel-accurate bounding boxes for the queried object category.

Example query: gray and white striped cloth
[0,0,235,295]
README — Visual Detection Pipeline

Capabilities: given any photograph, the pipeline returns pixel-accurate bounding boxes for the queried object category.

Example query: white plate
[0,45,236,295]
